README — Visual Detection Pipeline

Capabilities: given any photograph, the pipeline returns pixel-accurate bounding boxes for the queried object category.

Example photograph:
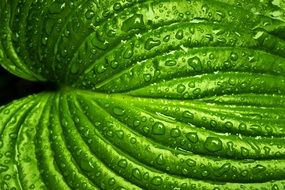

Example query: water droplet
[156,154,165,165]
[152,122,165,135]
[113,107,125,116]
[111,61,119,69]
[132,168,142,179]
[175,30,184,40]
[204,137,222,152]
[165,60,177,66]
[228,78,236,85]
[143,126,150,133]
[123,46,134,59]
[241,170,248,177]
[272,184,279,190]
[113,3,122,11]
[143,74,151,82]
[29,184,35,189]
[0,164,9,173]
[151,176,163,186]
[163,35,170,42]
[97,64,107,73]
[130,137,137,144]
[210,120,217,127]
[186,132,198,143]
[3,109,10,115]
[224,121,233,129]
[145,38,161,50]
[186,159,196,167]
[4,174,11,180]
[133,120,140,127]
[253,164,266,172]
[116,130,124,139]
[177,84,186,93]
[108,178,116,186]
[85,10,95,19]
[193,88,201,95]
[239,123,247,130]
[80,160,94,172]
[188,56,202,70]
[188,82,195,88]
[170,128,181,138]
[182,111,194,119]
[122,14,145,32]
[230,52,238,61]
[9,133,17,139]
[118,159,127,168]
[201,170,209,177]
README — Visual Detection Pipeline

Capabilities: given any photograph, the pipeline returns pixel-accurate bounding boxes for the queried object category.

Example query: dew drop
[85,10,95,19]
[224,121,233,129]
[165,60,177,66]
[182,111,194,119]
[113,107,125,116]
[80,160,95,172]
[132,168,142,180]
[163,35,170,42]
[151,176,163,186]
[177,84,186,93]
[152,122,165,135]
[210,120,217,127]
[133,120,140,127]
[170,128,181,138]
[130,137,137,144]
[145,38,161,50]
[186,159,196,167]
[123,46,134,59]
[188,56,202,70]
[113,3,122,11]
[156,154,165,165]
[118,159,127,168]
[186,132,198,143]
[175,30,184,40]
[122,14,145,32]
[0,164,9,173]
[116,130,124,139]
[230,52,238,61]
[108,178,116,186]
[204,137,222,152]
[143,74,151,82]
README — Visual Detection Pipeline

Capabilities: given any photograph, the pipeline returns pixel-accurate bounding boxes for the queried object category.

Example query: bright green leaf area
[1,0,285,189]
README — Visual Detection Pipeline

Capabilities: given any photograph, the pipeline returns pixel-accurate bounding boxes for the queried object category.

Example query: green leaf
[1,0,285,189]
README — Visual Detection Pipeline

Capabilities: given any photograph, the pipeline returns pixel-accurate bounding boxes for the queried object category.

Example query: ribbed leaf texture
[1,0,285,189]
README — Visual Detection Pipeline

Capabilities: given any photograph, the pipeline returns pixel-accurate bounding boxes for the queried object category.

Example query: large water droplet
[186,132,198,143]
[152,122,165,135]
[188,56,202,71]
[170,128,181,138]
[122,14,145,32]
[132,168,142,179]
[85,10,95,19]
[204,137,222,152]
[182,111,194,119]
[118,159,127,168]
[177,84,186,93]
[175,30,184,40]
[145,38,161,50]
[113,107,125,116]
[151,176,163,186]
[165,60,177,66]
[156,154,165,165]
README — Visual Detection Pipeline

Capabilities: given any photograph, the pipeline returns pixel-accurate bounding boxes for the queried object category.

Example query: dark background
[0,66,55,106]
